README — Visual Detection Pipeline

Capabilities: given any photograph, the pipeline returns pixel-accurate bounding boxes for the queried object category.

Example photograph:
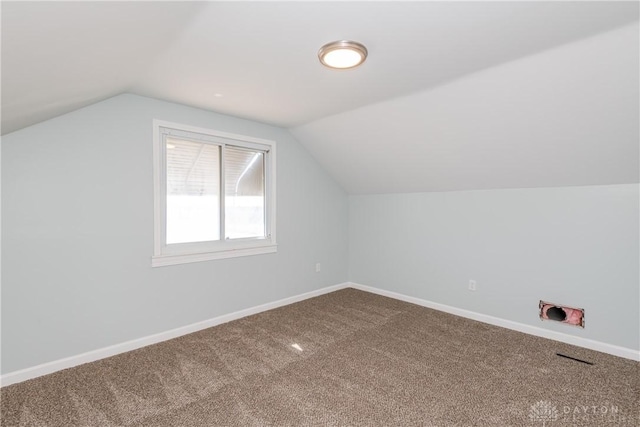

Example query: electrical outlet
[315,263,321,273]
[468,280,477,291]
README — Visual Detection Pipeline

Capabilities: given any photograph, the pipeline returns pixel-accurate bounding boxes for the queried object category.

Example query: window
[152,120,276,267]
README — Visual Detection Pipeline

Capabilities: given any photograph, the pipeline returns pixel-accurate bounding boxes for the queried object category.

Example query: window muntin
[153,120,276,266]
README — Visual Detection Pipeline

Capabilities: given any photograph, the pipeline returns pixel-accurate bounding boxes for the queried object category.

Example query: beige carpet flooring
[1,288,638,426]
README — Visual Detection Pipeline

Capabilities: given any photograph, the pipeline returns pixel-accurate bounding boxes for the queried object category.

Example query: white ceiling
[2,1,638,193]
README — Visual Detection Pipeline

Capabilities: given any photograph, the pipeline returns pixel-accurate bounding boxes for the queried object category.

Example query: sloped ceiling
[1,2,207,135]
[2,1,638,193]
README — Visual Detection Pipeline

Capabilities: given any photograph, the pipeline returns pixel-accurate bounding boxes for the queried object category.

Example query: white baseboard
[348,282,640,362]
[3,281,637,387]
[0,282,351,387]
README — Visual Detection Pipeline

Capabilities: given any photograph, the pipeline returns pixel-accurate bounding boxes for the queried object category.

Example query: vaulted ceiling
[2,1,638,193]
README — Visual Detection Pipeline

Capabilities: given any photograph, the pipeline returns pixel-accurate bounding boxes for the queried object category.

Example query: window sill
[152,244,277,267]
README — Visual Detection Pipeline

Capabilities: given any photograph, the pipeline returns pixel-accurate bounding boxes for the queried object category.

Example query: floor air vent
[556,353,594,365]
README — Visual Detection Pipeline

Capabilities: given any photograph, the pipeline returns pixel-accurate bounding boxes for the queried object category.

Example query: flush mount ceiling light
[318,40,368,70]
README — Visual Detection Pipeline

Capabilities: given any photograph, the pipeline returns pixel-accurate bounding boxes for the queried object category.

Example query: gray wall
[349,184,639,351]
[1,94,349,373]
[3,93,638,374]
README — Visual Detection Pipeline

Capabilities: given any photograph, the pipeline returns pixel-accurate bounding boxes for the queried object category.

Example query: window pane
[166,137,220,244]
[225,146,265,239]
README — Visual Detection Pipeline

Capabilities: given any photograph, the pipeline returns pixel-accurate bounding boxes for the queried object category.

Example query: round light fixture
[318,40,368,70]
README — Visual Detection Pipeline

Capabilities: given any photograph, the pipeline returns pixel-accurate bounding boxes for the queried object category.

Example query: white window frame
[152,119,276,267]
